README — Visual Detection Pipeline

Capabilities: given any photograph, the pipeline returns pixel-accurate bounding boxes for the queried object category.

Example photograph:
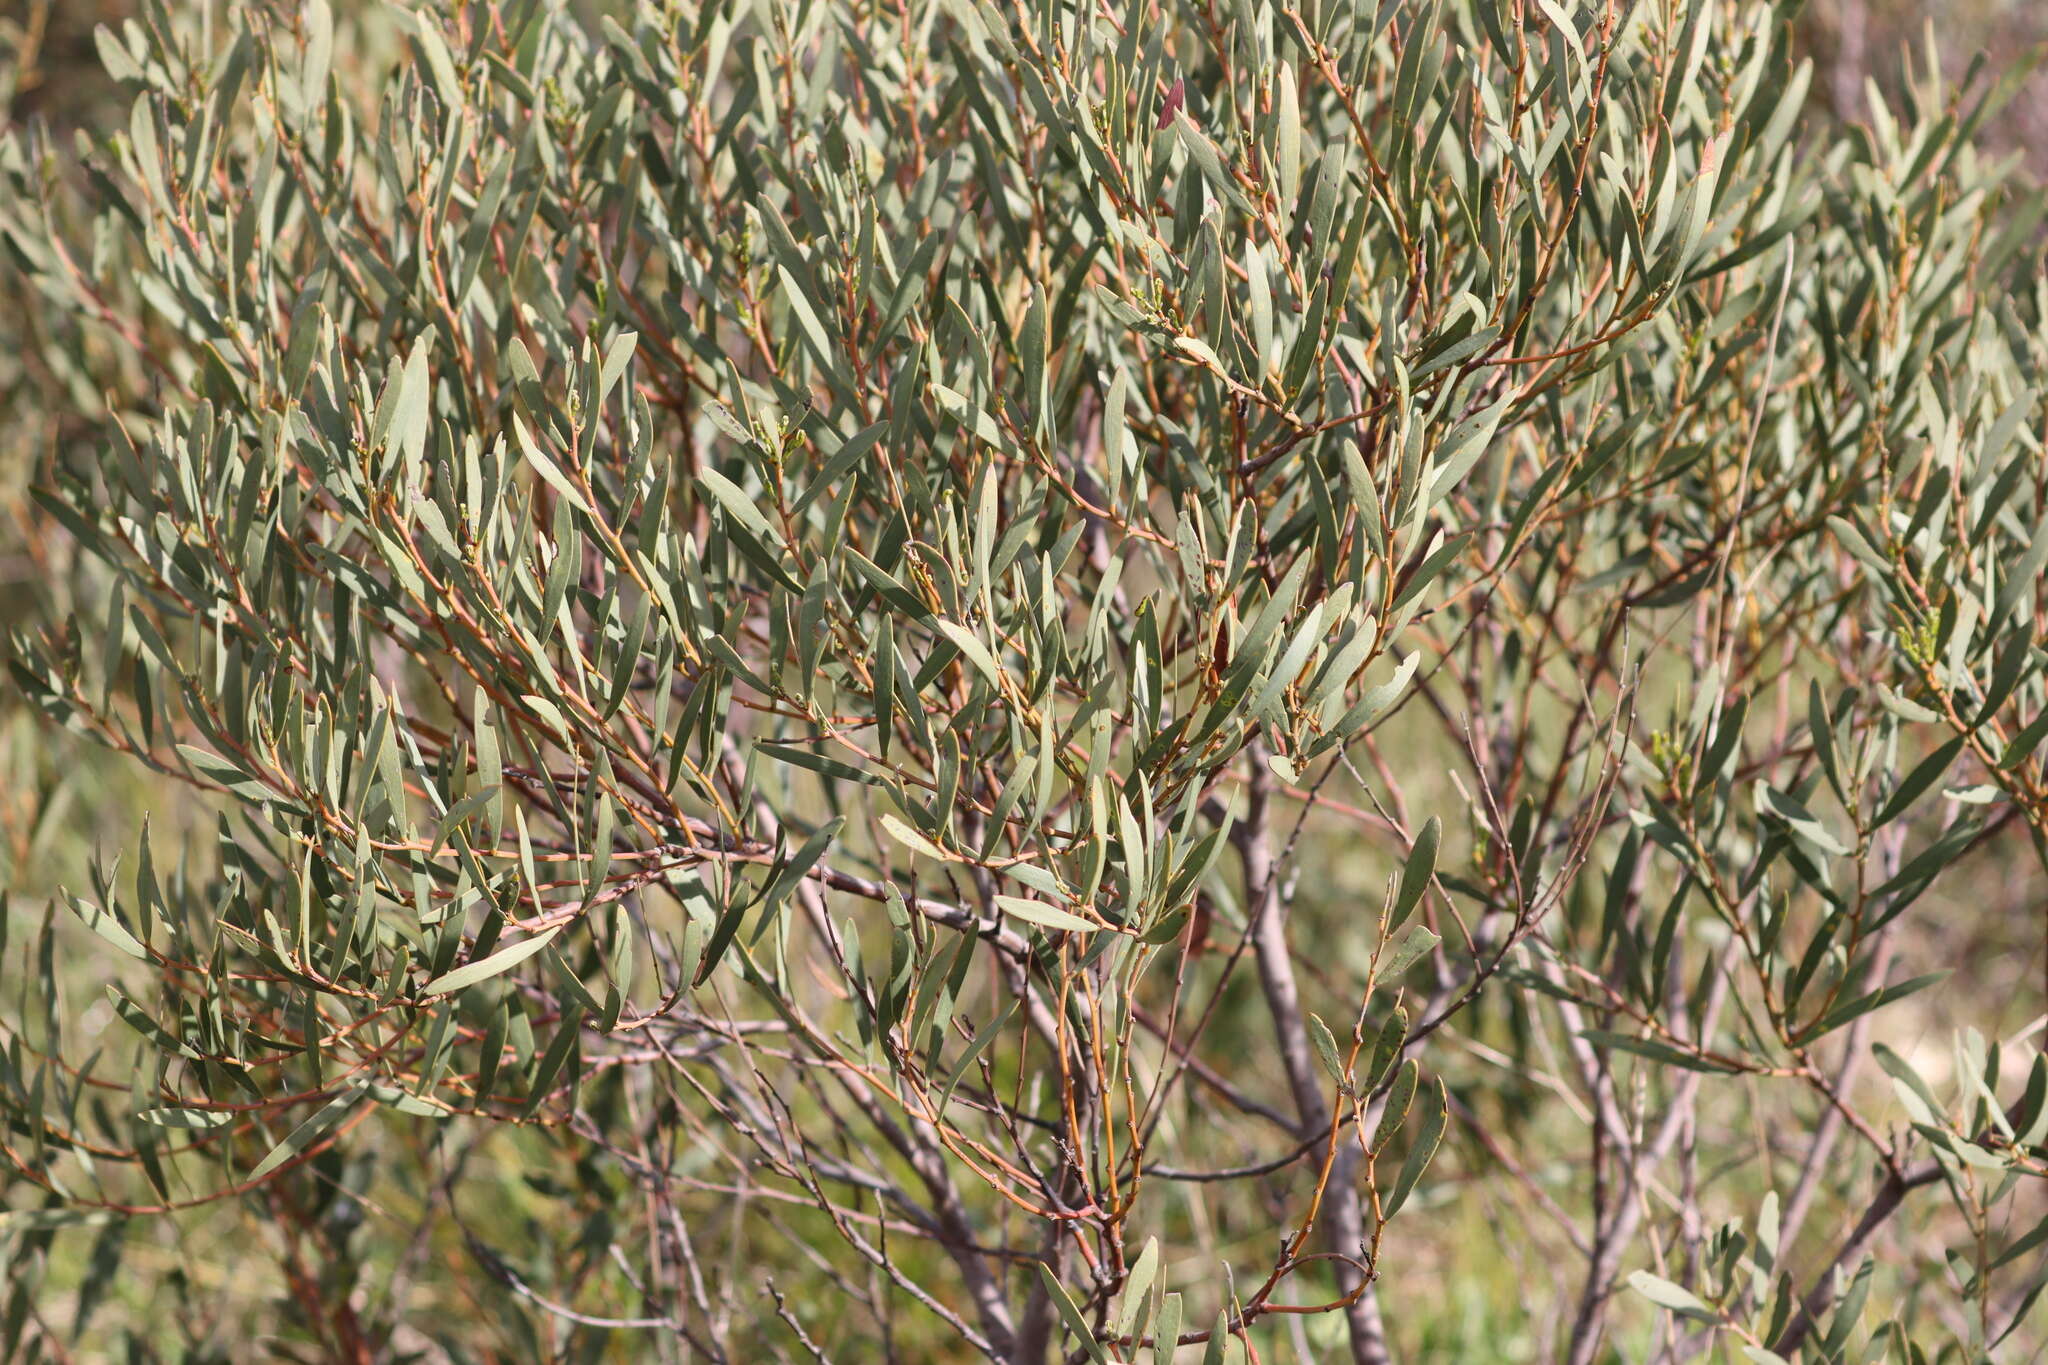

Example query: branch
[1770,1160,1942,1356]
[1239,747,1393,1365]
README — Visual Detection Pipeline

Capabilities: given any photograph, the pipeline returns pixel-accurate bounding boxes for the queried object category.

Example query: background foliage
[2,0,2047,1362]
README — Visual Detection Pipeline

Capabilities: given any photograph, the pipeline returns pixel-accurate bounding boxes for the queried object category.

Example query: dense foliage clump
[2,0,2047,1359]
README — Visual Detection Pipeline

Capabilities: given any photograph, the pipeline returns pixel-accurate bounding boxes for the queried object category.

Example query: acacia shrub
[2,0,2047,1360]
